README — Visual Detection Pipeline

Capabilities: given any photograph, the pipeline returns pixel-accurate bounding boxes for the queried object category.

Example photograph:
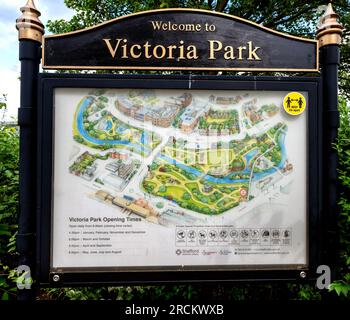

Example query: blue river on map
[76,97,151,155]
[77,97,287,185]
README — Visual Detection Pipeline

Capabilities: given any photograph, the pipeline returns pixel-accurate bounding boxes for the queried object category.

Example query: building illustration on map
[68,89,295,227]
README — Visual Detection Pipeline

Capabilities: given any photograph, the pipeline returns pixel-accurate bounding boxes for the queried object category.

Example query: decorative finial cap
[16,0,45,43]
[316,2,343,47]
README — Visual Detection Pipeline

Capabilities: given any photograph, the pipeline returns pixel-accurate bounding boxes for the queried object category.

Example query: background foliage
[0,96,19,300]
[329,98,350,297]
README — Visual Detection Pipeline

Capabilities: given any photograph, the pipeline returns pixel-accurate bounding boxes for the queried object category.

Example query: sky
[0,0,75,120]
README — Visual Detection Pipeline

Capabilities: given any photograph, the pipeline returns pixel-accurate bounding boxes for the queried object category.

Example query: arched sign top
[43,8,319,72]
[44,8,316,43]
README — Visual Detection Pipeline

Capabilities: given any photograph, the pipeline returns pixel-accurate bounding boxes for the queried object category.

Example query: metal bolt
[52,274,60,282]
[300,271,307,279]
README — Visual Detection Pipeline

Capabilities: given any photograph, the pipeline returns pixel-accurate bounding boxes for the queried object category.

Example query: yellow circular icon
[283,92,306,116]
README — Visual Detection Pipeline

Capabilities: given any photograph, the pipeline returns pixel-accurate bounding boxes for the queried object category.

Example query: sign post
[15,0,44,300]
[15,0,343,298]
[316,3,343,276]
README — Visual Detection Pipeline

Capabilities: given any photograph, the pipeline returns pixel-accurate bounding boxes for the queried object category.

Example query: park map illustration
[68,89,293,227]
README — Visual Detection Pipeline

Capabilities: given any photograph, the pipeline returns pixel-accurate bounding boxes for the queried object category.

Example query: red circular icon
[240,188,247,196]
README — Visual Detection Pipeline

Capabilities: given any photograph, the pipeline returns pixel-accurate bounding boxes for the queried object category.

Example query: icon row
[176,228,292,241]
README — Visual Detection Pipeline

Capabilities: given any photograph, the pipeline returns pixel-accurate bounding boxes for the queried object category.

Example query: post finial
[316,2,343,47]
[16,0,45,43]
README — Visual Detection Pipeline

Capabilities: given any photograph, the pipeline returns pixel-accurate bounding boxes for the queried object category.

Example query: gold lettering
[247,41,261,60]
[104,38,261,62]
[121,39,128,58]
[178,40,185,60]
[151,21,202,32]
[208,40,222,60]
[186,45,198,59]
[144,41,152,59]
[153,45,166,59]
[130,44,142,58]
[224,46,235,60]
[103,38,122,58]
[167,45,177,59]
[151,21,162,30]
[237,46,246,60]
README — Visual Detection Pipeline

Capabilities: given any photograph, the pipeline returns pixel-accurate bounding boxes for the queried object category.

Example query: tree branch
[215,0,229,12]
[264,5,314,28]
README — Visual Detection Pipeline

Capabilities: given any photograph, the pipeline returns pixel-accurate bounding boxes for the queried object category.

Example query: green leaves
[328,97,350,299]
[0,94,7,112]
[0,98,19,300]
[1,292,9,300]
[0,224,11,237]
[329,281,350,297]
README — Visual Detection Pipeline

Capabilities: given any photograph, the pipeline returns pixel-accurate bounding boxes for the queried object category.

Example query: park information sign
[19,5,338,286]
[37,75,321,284]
